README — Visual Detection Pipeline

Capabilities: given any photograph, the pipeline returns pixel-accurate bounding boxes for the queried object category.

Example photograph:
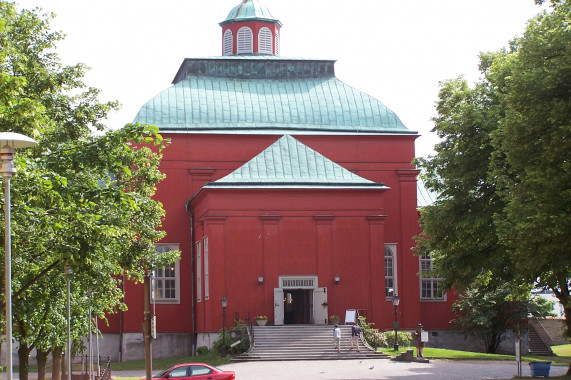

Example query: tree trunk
[36,348,51,380]
[485,330,503,354]
[61,349,67,380]
[18,342,30,380]
[52,346,63,380]
[552,285,570,375]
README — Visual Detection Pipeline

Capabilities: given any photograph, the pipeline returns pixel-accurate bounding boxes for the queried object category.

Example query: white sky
[14,0,547,158]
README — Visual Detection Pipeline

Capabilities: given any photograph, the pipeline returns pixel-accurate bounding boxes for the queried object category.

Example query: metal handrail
[99,356,112,380]
[355,311,376,352]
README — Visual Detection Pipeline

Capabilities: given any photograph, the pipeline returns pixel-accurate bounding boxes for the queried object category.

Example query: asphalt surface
[110,359,570,380]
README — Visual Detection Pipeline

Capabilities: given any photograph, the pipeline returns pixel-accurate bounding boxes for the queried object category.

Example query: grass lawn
[552,344,571,359]
[382,346,571,365]
[112,351,231,372]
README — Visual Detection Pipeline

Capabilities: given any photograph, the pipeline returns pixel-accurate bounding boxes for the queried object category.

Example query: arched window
[385,245,397,298]
[258,27,273,54]
[237,27,253,54]
[223,29,233,56]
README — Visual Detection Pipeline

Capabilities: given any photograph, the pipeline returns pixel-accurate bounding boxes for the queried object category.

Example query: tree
[489,0,571,345]
[415,0,570,373]
[452,283,555,353]
[0,3,178,379]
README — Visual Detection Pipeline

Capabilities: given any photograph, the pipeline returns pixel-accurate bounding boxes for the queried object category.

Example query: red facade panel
[106,131,456,338]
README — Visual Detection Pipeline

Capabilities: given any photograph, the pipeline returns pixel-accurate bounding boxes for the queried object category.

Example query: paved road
[111,359,569,380]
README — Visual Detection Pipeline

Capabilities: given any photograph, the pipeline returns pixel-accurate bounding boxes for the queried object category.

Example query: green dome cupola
[219,0,282,56]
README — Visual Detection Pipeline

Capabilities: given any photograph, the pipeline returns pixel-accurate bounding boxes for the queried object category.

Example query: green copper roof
[220,0,282,27]
[134,57,414,135]
[206,135,389,189]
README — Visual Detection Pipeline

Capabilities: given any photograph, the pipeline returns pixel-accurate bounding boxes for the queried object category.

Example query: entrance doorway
[283,289,312,324]
[274,276,328,325]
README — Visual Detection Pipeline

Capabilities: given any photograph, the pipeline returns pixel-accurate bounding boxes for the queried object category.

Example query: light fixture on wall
[258,276,264,286]
[334,275,340,285]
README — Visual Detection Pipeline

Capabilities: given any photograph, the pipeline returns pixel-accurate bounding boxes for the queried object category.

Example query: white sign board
[345,309,357,324]
[421,331,429,342]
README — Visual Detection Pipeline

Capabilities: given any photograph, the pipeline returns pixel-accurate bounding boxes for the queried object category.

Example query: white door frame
[274,276,325,325]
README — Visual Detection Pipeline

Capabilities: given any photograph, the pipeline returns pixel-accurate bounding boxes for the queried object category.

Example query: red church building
[100,0,456,360]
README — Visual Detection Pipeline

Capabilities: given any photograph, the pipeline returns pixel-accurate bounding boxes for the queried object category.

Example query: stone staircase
[232,324,390,362]
[528,325,553,356]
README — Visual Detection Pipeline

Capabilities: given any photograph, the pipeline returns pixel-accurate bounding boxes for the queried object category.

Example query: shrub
[213,319,250,355]
[381,331,412,348]
[358,316,384,349]
[196,346,209,355]
[358,316,411,349]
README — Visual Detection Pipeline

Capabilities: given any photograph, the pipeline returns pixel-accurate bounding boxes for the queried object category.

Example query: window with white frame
[420,252,445,301]
[258,27,273,54]
[196,240,202,302]
[237,27,253,54]
[153,244,180,303]
[223,29,233,56]
[203,236,209,300]
[384,244,397,298]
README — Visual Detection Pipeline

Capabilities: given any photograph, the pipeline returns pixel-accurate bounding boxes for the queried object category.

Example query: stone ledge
[391,349,430,363]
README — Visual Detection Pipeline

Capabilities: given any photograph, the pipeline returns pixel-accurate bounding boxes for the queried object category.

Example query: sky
[14,0,548,158]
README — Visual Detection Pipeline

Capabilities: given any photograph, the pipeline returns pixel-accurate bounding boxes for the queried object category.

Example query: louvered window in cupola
[258,27,273,54]
[237,26,253,54]
[223,29,233,56]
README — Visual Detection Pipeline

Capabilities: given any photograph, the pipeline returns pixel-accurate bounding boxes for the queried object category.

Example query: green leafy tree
[0,3,178,379]
[489,0,571,345]
[452,283,554,353]
[415,0,570,372]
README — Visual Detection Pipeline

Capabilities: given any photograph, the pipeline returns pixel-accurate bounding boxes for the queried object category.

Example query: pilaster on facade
[396,169,421,182]
[396,169,422,327]
[203,214,228,225]
[259,214,281,312]
[189,168,216,196]
[313,215,335,288]
[259,214,282,224]
[366,214,387,322]
[201,214,227,331]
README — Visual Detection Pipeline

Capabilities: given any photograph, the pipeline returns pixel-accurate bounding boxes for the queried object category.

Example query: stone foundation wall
[529,317,567,346]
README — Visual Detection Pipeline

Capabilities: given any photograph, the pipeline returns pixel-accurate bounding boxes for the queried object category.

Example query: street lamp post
[64,263,73,380]
[0,132,37,380]
[392,295,400,351]
[220,296,228,357]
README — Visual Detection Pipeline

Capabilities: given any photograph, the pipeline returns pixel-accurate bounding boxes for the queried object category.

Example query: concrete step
[528,326,553,356]
[232,324,390,362]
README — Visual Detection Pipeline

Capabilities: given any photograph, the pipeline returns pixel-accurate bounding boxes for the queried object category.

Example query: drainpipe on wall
[185,199,197,356]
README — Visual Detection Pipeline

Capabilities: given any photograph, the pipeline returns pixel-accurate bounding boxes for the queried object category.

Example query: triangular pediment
[206,135,387,189]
